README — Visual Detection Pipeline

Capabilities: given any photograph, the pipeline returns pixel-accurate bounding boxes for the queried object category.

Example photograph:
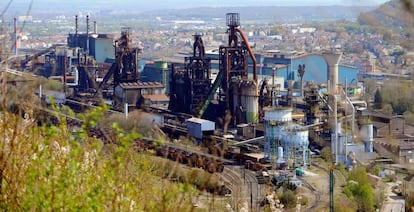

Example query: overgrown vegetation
[374,79,414,123]
[0,104,203,211]
[343,167,375,212]
[320,146,333,162]
[278,189,296,208]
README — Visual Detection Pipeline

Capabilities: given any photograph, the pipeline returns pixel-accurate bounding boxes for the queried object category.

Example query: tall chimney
[86,15,90,54]
[75,15,78,35]
[74,15,79,47]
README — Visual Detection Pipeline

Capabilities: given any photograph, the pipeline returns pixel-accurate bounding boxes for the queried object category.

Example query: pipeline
[235,28,257,83]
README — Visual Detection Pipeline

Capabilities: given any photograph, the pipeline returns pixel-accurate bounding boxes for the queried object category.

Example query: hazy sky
[2,0,391,13]
[141,0,390,7]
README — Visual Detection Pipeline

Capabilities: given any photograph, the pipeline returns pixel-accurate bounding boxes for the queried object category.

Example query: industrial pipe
[235,28,257,83]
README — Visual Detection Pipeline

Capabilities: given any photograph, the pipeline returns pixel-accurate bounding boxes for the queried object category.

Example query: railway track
[309,162,348,210]
[221,167,242,191]
[300,178,321,210]
[311,162,347,187]
[37,100,231,174]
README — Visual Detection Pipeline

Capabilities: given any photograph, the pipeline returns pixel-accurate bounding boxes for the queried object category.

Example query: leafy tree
[383,104,394,115]
[374,88,382,109]
[321,146,333,162]
[363,79,377,97]
[344,167,375,212]
[404,111,414,124]
[380,80,414,114]
[370,165,381,176]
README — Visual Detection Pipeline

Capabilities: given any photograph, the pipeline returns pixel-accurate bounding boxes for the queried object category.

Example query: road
[381,182,405,212]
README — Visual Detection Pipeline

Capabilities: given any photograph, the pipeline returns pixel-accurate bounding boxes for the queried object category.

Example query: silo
[331,121,347,163]
[360,123,374,152]
[241,80,259,123]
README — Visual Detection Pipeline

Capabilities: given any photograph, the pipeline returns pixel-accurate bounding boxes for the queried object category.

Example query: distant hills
[140,6,374,22]
[358,0,414,30]
[3,3,374,23]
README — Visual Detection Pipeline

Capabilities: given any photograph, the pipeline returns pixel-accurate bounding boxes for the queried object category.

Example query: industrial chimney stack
[86,15,90,54]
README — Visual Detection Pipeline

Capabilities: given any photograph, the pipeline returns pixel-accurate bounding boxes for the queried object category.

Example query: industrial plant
[7,11,373,173]
[3,11,409,211]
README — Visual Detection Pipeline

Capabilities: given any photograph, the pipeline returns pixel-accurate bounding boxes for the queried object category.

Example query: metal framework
[169,34,212,115]
[100,27,141,91]
[197,13,257,124]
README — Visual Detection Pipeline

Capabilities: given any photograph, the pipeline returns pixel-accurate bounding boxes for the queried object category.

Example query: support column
[323,51,342,95]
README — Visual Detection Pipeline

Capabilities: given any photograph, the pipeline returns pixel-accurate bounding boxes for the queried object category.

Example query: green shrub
[279,190,296,208]
[0,107,197,211]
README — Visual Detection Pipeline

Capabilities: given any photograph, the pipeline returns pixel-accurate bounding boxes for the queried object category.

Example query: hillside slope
[358,0,414,30]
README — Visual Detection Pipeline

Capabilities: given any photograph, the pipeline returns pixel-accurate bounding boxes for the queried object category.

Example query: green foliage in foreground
[344,167,375,212]
[0,108,197,211]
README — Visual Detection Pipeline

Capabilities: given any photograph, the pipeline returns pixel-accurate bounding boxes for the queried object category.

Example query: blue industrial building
[141,51,359,95]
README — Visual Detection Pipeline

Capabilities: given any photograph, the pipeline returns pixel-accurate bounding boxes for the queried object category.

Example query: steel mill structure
[169,34,212,115]
[169,13,259,129]
[12,12,381,177]
[264,106,310,169]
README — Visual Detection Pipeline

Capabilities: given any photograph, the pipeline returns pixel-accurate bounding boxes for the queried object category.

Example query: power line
[0,0,13,18]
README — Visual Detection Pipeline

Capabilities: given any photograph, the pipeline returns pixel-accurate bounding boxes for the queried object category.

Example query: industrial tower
[169,34,212,115]
[197,13,258,128]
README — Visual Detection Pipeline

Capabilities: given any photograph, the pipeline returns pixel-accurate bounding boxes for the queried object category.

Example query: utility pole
[329,164,335,212]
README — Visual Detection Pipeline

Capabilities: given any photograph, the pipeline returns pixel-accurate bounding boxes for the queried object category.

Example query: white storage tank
[360,123,374,152]
[263,107,292,161]
[281,126,309,166]
[264,107,292,123]
[277,147,284,161]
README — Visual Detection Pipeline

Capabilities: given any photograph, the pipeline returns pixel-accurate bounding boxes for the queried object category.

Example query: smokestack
[86,15,90,54]
[323,51,342,95]
[14,17,18,55]
[93,21,97,34]
[75,15,78,35]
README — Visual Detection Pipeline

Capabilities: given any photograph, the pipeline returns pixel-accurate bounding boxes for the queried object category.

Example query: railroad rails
[135,138,226,173]
[300,178,321,210]
[38,96,273,177]
[39,101,228,174]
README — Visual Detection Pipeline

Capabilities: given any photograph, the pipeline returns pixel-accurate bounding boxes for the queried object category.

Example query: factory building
[67,15,115,63]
